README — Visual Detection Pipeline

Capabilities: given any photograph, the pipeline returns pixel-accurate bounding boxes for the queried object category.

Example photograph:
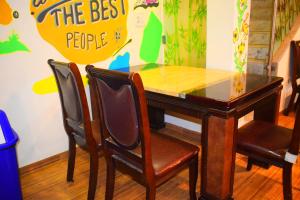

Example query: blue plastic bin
[0,110,22,200]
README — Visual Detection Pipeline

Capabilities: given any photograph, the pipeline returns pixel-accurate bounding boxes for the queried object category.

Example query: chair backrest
[48,59,96,147]
[288,104,300,155]
[291,41,300,88]
[86,65,153,173]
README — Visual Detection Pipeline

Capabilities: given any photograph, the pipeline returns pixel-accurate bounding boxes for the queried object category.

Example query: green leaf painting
[164,0,206,67]
[140,12,163,63]
[0,33,30,54]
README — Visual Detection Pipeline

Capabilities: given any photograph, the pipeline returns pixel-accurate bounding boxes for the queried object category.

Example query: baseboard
[20,150,68,175]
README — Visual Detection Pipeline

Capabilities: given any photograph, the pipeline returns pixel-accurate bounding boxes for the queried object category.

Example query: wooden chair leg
[88,152,99,200]
[284,91,296,116]
[67,137,76,182]
[246,157,253,171]
[283,164,293,200]
[189,156,198,200]
[105,156,116,200]
[146,185,156,200]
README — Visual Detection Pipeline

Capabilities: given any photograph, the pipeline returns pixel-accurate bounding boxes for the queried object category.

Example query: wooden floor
[21,112,300,200]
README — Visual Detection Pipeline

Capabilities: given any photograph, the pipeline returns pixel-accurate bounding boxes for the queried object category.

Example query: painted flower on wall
[233,0,250,72]
[230,73,246,99]
[238,42,245,55]
[233,28,239,43]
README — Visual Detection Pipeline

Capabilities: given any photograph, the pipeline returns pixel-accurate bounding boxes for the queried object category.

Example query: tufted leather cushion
[237,120,293,162]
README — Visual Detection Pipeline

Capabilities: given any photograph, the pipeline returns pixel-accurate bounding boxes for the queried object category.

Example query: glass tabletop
[121,64,283,103]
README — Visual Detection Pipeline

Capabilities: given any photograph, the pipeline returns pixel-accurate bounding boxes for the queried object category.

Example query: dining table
[89,64,283,200]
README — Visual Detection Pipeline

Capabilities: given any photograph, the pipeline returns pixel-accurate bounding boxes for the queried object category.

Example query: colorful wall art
[0,1,211,167]
[109,52,130,72]
[32,75,88,95]
[0,0,13,25]
[0,0,29,54]
[140,12,162,63]
[274,0,300,52]
[30,0,129,64]
[0,33,30,54]
[233,0,250,72]
[163,0,206,67]
[134,0,159,10]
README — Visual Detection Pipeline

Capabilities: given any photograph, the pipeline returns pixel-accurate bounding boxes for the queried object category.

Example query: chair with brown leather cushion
[284,40,300,116]
[86,65,199,200]
[237,105,300,200]
[48,59,101,200]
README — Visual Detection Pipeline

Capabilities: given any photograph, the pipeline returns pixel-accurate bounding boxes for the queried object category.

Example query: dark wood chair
[48,59,101,200]
[237,106,300,200]
[86,65,199,200]
[284,40,300,116]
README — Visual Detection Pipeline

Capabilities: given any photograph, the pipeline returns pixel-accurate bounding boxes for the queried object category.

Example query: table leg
[148,105,165,129]
[200,115,236,200]
[254,89,281,124]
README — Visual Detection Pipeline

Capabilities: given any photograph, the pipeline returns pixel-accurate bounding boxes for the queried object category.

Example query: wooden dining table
[89,64,283,200]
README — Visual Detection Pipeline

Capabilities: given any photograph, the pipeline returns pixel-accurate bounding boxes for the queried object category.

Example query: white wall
[0,1,68,167]
[206,0,235,70]
[0,1,163,167]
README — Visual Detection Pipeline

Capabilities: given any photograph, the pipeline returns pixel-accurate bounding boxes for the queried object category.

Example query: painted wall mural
[28,1,208,95]
[274,0,300,52]
[0,0,29,54]
[30,0,129,64]
[140,12,162,63]
[0,0,14,25]
[0,33,30,54]
[134,0,159,10]
[163,0,206,67]
[109,52,130,72]
[233,0,250,72]
[33,75,88,95]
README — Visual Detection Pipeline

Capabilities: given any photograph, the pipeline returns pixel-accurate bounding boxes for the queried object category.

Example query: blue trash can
[0,110,22,200]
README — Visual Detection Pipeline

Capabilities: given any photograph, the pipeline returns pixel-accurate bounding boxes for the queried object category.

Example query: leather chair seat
[237,120,293,163]
[150,133,199,178]
[107,132,199,179]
